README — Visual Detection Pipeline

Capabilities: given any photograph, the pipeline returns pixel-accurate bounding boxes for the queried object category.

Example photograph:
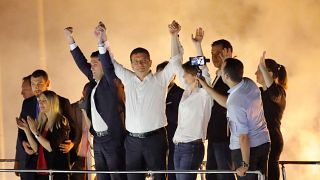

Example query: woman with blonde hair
[17,90,70,180]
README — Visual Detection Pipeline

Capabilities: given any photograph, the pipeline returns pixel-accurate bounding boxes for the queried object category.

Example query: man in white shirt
[96,21,182,180]
[221,58,271,180]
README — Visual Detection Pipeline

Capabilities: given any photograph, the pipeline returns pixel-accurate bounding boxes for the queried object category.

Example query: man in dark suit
[156,61,183,180]
[64,23,126,180]
[14,75,34,178]
[201,39,235,180]
[17,69,79,180]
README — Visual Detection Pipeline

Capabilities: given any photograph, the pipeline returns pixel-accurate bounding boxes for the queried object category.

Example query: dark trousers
[206,141,235,180]
[174,142,204,180]
[231,142,271,180]
[70,156,87,180]
[125,129,168,180]
[20,155,37,180]
[168,140,176,180]
[93,135,126,180]
[268,131,283,180]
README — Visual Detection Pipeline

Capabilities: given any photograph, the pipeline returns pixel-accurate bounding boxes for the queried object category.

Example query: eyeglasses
[131,59,150,65]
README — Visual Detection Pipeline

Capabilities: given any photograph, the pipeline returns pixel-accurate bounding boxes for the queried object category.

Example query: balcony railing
[4,159,320,180]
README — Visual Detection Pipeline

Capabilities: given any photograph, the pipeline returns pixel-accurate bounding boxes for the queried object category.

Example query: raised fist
[168,20,181,35]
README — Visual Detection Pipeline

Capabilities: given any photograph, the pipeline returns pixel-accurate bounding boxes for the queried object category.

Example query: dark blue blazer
[70,46,125,140]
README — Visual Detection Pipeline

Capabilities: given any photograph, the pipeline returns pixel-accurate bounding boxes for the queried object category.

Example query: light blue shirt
[227,78,270,150]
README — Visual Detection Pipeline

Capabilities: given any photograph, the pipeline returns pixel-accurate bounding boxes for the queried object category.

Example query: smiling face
[131,53,152,75]
[183,71,197,85]
[211,45,224,69]
[90,57,104,81]
[38,93,49,113]
[31,76,49,96]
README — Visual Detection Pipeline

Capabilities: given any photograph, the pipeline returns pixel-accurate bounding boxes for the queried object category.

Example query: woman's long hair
[37,90,61,132]
[265,59,288,89]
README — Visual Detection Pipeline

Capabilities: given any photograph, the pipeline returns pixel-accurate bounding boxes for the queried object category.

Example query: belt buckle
[96,130,107,137]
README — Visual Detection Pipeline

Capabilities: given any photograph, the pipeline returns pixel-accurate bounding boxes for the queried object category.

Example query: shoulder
[21,96,37,110]
[23,96,37,104]
[172,84,184,94]
[54,114,70,129]
[57,95,71,106]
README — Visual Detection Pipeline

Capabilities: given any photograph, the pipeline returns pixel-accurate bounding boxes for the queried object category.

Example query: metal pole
[281,164,287,180]
[258,172,265,180]
[49,170,53,180]
[148,171,154,180]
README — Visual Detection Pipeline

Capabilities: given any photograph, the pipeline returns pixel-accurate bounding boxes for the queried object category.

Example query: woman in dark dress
[255,52,288,180]
[17,90,70,180]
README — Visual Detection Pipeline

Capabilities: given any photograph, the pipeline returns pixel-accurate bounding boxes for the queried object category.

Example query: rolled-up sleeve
[228,105,248,135]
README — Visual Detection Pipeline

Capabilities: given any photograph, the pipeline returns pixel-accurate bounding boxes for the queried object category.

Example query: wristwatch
[34,132,40,139]
[241,161,249,168]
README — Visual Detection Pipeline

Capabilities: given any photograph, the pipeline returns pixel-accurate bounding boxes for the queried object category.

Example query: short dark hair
[90,51,100,58]
[223,58,243,83]
[212,39,233,52]
[31,70,49,82]
[156,61,169,72]
[182,62,198,76]
[22,75,32,85]
[130,47,150,61]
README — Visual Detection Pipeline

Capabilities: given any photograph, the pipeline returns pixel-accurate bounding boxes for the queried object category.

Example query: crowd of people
[14,20,288,180]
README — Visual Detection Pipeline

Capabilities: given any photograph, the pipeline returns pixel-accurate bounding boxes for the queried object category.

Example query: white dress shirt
[99,45,182,133]
[172,61,213,143]
[90,81,109,132]
[226,78,270,150]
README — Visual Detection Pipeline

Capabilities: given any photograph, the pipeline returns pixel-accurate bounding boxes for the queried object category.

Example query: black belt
[128,127,164,138]
[174,139,203,145]
[94,130,109,137]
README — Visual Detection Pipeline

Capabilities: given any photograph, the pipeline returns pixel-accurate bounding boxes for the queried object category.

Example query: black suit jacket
[70,46,125,140]
[165,84,184,142]
[207,76,230,142]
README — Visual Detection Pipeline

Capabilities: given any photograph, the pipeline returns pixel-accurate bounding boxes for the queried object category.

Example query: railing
[0,169,265,180]
[279,161,320,180]
[3,159,320,180]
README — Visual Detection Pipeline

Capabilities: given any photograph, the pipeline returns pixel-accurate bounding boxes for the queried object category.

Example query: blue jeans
[93,135,126,180]
[174,142,204,180]
[206,141,235,180]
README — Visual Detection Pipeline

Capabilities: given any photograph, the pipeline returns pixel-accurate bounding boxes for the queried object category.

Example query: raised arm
[191,27,204,56]
[94,22,118,87]
[197,77,228,107]
[166,20,187,88]
[170,20,182,58]
[64,27,94,81]
[153,20,182,87]
[90,22,133,84]
[258,51,274,88]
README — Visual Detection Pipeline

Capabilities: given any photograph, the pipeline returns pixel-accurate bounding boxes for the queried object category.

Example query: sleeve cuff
[98,41,110,54]
[98,45,107,54]
[70,43,77,51]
